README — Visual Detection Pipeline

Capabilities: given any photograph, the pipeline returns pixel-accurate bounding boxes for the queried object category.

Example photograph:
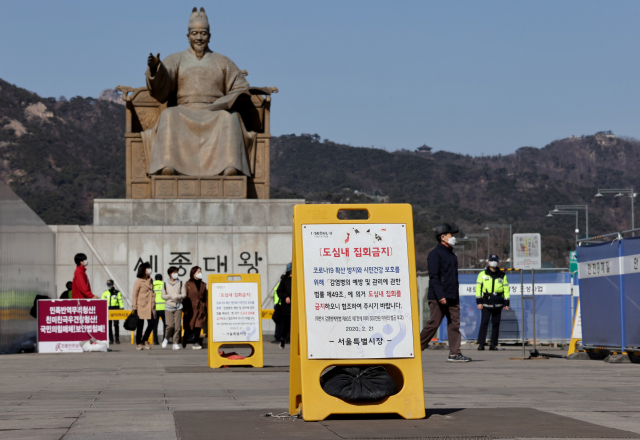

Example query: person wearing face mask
[419,224,472,363]
[72,253,97,299]
[132,262,156,350]
[101,280,124,344]
[182,266,207,349]
[161,266,187,350]
[476,255,510,351]
[153,274,167,345]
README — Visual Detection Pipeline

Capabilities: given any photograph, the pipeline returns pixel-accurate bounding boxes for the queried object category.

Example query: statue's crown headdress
[189,7,209,30]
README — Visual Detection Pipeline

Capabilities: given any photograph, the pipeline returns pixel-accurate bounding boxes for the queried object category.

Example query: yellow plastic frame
[207,273,264,368]
[289,204,425,421]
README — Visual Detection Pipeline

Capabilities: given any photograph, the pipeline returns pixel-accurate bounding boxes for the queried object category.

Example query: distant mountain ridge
[1,78,639,269]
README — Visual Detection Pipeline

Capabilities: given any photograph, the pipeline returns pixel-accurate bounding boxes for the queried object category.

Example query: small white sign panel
[513,233,542,270]
[302,223,414,359]
[211,282,260,342]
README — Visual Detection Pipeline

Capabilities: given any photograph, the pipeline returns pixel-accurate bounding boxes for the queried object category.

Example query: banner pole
[521,269,525,359]
[532,269,537,354]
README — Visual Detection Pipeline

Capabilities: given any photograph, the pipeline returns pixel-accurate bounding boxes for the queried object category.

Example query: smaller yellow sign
[261,309,274,320]
[109,310,131,320]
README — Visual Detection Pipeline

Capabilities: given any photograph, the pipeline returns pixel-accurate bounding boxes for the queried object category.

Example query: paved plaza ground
[1,339,639,439]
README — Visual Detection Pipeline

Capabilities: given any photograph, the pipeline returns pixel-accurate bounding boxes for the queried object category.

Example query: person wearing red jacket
[72,253,97,299]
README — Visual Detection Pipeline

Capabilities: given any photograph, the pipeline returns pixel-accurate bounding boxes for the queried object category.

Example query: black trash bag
[321,366,398,402]
[29,295,50,319]
[123,311,139,331]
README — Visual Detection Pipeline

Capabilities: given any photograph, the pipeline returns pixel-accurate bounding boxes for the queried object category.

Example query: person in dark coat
[419,223,472,363]
[276,263,292,349]
[182,266,207,349]
[59,281,72,299]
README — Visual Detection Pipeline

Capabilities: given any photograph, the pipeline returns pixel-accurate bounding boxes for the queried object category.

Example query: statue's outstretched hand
[147,53,161,73]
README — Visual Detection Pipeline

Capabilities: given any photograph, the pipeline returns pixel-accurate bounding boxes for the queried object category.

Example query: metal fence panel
[437,272,571,344]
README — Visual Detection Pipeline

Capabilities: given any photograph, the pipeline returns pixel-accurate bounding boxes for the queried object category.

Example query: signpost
[37,299,108,353]
[512,233,542,360]
[289,204,425,421]
[207,273,263,368]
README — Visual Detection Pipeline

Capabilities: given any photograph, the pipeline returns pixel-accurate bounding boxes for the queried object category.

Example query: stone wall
[51,198,304,335]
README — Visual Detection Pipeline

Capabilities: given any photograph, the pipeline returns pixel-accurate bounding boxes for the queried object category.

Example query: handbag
[271,304,282,324]
[123,311,139,331]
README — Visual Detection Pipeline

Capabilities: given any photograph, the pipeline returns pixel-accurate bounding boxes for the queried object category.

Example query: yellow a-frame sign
[208,273,264,368]
[289,204,425,421]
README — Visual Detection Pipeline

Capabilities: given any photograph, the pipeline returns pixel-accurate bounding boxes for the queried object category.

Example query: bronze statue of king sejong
[142,7,255,178]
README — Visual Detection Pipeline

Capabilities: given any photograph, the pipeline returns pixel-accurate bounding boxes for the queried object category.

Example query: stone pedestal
[51,198,304,335]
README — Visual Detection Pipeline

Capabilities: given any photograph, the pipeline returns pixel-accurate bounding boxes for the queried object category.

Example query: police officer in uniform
[476,255,510,350]
[101,280,124,344]
[153,274,166,345]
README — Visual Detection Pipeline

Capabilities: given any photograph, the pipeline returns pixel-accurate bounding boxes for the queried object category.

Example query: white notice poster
[212,282,260,342]
[302,223,414,359]
[513,233,542,270]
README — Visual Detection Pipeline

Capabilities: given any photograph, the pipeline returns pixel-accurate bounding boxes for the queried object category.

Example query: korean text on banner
[212,282,260,342]
[302,223,414,359]
[37,299,109,353]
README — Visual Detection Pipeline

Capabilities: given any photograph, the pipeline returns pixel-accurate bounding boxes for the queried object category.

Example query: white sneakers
[172,343,181,350]
[162,339,168,348]
[192,343,202,350]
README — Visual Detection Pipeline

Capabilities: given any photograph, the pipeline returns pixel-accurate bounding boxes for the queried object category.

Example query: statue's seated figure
[144,7,256,177]
[117,7,276,199]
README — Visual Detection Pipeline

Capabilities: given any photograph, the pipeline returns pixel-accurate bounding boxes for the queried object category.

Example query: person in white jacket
[161,266,187,350]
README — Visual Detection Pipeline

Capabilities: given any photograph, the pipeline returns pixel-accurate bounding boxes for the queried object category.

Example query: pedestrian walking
[182,266,207,350]
[161,266,186,350]
[419,224,472,362]
[59,281,72,299]
[132,262,156,350]
[476,255,510,351]
[153,274,166,345]
[72,253,97,299]
[101,279,123,344]
[275,263,292,350]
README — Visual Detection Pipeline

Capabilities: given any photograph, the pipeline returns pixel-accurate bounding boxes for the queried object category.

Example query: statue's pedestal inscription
[151,175,247,199]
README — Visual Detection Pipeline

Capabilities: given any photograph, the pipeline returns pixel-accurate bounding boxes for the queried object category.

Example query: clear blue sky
[1,1,638,155]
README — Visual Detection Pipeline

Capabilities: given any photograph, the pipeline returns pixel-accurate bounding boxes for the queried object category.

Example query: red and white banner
[37,299,109,353]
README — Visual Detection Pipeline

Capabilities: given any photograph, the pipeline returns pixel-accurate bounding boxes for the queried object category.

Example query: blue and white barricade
[437,272,572,344]
[578,236,640,350]
[622,237,640,348]
[577,240,623,349]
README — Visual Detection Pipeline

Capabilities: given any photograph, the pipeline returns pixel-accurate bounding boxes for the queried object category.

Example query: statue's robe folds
[142,48,253,176]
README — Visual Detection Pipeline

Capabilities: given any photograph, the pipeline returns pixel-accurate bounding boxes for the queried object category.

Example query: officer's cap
[488,254,500,262]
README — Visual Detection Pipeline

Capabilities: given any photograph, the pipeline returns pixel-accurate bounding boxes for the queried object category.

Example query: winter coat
[161,280,187,310]
[183,280,207,330]
[427,243,460,303]
[72,265,96,299]
[276,277,292,316]
[132,278,156,320]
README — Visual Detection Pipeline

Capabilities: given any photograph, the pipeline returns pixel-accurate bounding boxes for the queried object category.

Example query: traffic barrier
[437,271,572,344]
[207,273,263,368]
[289,204,425,421]
[577,235,640,351]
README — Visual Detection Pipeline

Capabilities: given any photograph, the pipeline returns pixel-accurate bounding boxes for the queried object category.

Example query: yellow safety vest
[101,289,123,308]
[273,282,281,305]
[154,280,165,311]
